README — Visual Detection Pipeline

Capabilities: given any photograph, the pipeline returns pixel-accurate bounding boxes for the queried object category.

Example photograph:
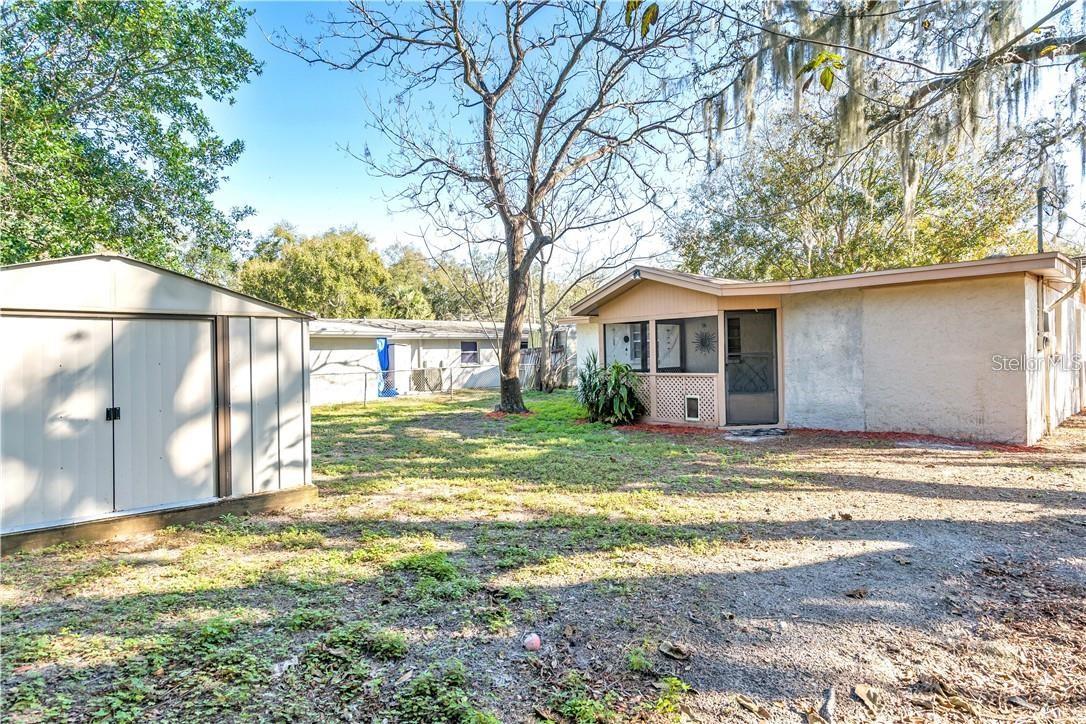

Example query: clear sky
[206,1,426,249]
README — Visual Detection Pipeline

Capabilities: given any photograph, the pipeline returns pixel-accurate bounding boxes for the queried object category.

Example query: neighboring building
[1,254,315,546]
[567,253,1085,444]
[309,319,575,405]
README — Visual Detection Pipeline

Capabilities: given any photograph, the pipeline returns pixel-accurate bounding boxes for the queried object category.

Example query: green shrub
[575,352,644,425]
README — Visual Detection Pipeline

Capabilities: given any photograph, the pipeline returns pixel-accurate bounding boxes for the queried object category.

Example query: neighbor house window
[656,316,719,373]
[520,338,530,350]
[551,331,565,353]
[603,321,648,372]
[460,341,479,365]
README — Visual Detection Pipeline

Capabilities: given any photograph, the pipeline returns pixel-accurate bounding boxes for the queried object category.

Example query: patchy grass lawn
[3,391,1085,722]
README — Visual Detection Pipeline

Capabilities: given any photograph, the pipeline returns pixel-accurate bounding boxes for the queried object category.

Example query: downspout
[1046,256,1083,312]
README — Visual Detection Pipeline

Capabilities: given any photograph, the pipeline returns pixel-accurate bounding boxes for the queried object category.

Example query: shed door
[112,319,216,511]
[1,316,115,532]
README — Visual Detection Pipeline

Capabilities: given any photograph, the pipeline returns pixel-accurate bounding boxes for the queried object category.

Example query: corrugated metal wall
[1,316,115,531]
[227,317,308,497]
[112,319,216,510]
[2,313,310,534]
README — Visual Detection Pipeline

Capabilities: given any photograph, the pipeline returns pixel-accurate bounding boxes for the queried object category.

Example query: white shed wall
[111,318,217,510]
[228,317,255,496]
[1,317,115,531]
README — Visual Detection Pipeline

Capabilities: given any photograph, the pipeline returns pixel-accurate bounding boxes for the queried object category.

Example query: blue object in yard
[376,337,398,397]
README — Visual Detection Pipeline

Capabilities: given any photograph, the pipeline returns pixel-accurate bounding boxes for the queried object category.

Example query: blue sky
[206,2,425,249]
[207,2,1084,255]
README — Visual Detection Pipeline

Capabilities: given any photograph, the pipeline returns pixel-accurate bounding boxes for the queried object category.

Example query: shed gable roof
[1,254,307,318]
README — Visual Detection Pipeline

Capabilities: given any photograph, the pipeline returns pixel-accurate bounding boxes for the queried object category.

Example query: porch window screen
[656,316,719,373]
[603,321,648,371]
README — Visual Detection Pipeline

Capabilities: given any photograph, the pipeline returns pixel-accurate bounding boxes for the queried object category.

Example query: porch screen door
[724,311,778,425]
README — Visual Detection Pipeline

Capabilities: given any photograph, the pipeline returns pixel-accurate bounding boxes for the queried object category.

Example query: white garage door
[1,316,217,533]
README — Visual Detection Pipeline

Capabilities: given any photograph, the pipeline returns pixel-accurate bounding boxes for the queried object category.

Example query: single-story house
[1,254,315,549]
[309,319,574,405]
[565,252,1084,445]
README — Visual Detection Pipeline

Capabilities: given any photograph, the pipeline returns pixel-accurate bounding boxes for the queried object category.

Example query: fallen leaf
[854,684,880,714]
[845,587,869,599]
[838,511,853,521]
[736,694,770,719]
[658,640,693,660]
[805,709,829,724]
[395,670,414,685]
[893,555,913,565]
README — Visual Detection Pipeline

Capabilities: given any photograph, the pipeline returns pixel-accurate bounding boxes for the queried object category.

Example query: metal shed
[1,254,315,546]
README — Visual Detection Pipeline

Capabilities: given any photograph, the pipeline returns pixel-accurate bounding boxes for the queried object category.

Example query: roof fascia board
[572,253,1074,313]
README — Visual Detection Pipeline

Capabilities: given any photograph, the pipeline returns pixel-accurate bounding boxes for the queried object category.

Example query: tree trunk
[536,259,551,392]
[498,237,530,413]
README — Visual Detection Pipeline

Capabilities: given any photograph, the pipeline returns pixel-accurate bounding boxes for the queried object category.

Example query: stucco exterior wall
[781,289,865,430]
[783,275,1035,443]
[861,275,1029,443]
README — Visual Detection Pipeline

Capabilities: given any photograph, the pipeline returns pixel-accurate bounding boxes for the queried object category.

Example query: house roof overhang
[570,252,1080,316]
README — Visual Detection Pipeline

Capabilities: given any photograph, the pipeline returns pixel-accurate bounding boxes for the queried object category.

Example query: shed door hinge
[105,407,121,421]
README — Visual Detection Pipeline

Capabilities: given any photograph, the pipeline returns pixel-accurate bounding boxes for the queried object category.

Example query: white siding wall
[251,318,281,493]
[575,323,599,373]
[1027,278,1086,441]
[227,317,310,494]
[309,335,504,404]
[277,319,306,489]
[228,317,255,496]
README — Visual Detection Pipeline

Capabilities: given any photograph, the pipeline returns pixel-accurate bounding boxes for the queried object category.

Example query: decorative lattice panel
[632,373,652,414]
[654,374,717,423]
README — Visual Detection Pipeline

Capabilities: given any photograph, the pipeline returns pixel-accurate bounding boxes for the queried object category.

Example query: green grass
[0,389,891,721]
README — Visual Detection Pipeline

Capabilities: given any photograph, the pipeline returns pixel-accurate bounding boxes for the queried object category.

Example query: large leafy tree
[0,0,259,281]
[672,115,1035,280]
[238,228,389,318]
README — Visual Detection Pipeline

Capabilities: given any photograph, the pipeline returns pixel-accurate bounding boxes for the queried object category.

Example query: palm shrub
[576,352,645,424]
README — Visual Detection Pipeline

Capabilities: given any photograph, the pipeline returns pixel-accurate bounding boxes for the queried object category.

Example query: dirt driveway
[3,392,1084,722]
